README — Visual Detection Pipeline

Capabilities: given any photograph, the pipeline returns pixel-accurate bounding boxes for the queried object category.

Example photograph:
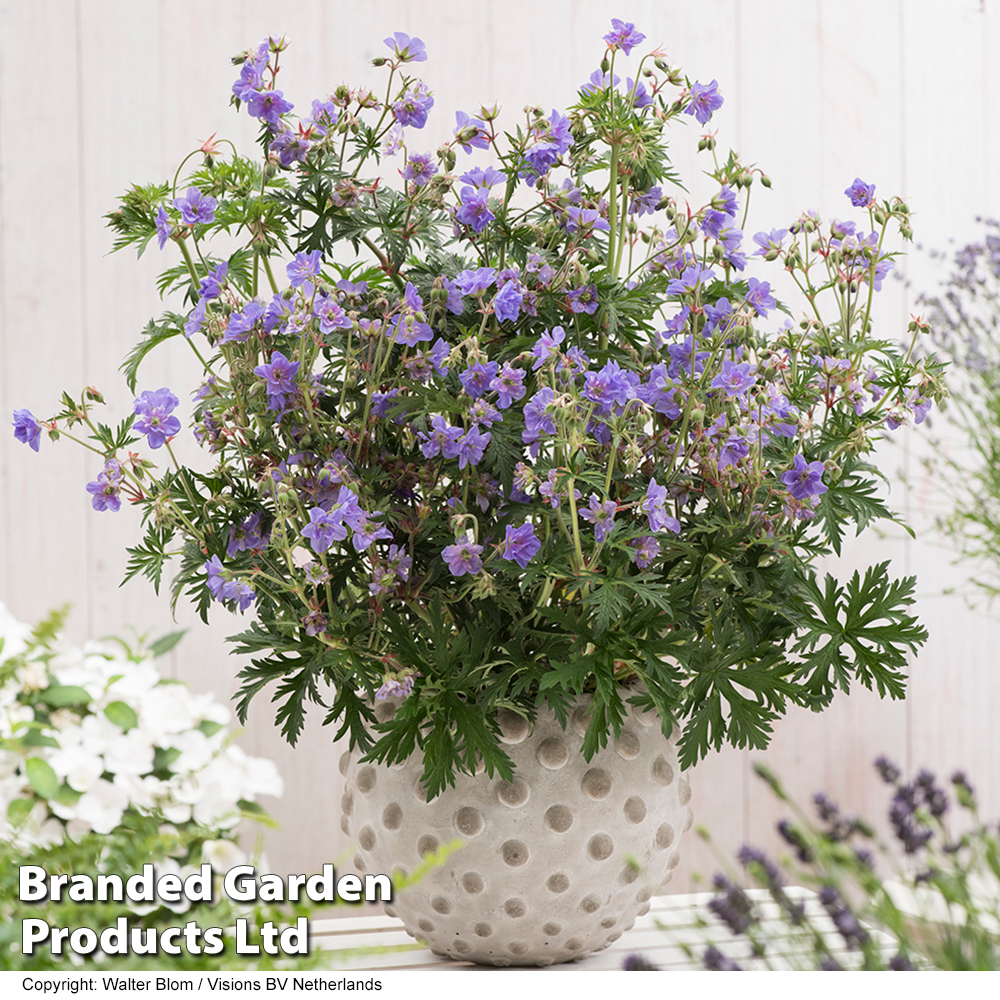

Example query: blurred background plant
[916,218,1000,602]
[0,601,327,971]
[623,758,1000,971]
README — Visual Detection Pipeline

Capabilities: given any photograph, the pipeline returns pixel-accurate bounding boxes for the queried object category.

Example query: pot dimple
[343,694,688,966]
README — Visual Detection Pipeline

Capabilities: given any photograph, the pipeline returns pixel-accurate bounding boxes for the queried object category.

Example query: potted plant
[12,23,936,965]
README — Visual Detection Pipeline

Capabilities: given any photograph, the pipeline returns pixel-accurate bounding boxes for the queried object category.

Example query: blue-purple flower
[286,250,322,287]
[133,388,181,449]
[246,89,294,124]
[629,536,660,569]
[745,277,776,316]
[684,80,724,125]
[580,495,617,543]
[501,522,541,569]
[12,409,42,452]
[227,511,268,558]
[567,284,599,314]
[490,364,527,409]
[781,454,828,500]
[155,206,172,249]
[603,19,646,55]
[455,186,494,232]
[453,111,490,153]
[442,537,484,577]
[711,359,756,398]
[845,177,876,208]
[173,188,217,226]
[393,83,434,129]
[493,279,524,323]
[402,151,438,186]
[456,426,491,469]
[86,460,122,512]
[253,350,300,411]
[384,31,427,63]
[640,478,681,534]
[301,506,347,554]
[205,555,256,612]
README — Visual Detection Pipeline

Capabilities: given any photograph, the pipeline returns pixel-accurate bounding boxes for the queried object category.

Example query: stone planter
[339,694,692,966]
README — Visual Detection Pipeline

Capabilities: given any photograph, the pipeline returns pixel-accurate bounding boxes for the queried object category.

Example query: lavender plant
[672,760,1000,971]
[13,25,937,795]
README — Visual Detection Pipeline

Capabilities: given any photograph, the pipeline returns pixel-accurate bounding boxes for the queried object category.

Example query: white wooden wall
[2,0,998,891]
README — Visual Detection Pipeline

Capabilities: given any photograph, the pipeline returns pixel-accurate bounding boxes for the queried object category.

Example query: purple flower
[603,19,646,54]
[453,111,490,153]
[303,610,328,637]
[418,414,463,460]
[640,478,681,534]
[502,522,541,569]
[312,294,352,335]
[204,555,256,612]
[286,250,322,287]
[384,31,427,63]
[711,359,756,398]
[455,186,494,232]
[781,454,828,500]
[583,360,634,413]
[629,536,660,569]
[12,409,42,452]
[227,512,268,558]
[493,279,524,323]
[173,188,217,226]
[85,468,121,512]
[246,89,294,124]
[667,263,715,295]
[393,83,434,129]
[269,127,311,166]
[305,99,339,136]
[459,166,505,188]
[521,110,574,184]
[845,177,876,208]
[301,506,347,554]
[684,80,724,125]
[456,426,491,469]
[442,537,483,577]
[459,361,498,398]
[752,229,788,259]
[221,299,266,344]
[199,261,228,300]
[531,327,565,370]
[745,276,776,316]
[133,388,181,449]
[455,267,496,296]
[630,186,662,217]
[402,151,438,187]
[567,284,599,314]
[490,364,526,409]
[253,350,300,411]
[155,206,172,249]
[565,206,611,234]
[580,494,617,543]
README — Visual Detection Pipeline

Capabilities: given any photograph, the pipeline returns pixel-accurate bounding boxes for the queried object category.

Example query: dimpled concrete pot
[339,694,692,966]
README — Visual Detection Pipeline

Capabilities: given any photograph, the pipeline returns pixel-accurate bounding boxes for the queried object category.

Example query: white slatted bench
[308,888,896,970]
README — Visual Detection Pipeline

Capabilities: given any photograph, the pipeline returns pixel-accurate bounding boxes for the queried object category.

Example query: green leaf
[149,630,187,658]
[25,758,59,800]
[198,720,224,737]
[6,798,32,826]
[104,701,139,732]
[39,685,91,709]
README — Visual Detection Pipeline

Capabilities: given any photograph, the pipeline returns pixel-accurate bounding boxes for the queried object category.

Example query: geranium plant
[13,25,938,796]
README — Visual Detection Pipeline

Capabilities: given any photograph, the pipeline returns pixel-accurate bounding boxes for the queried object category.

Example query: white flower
[75,778,129,834]
[201,838,247,871]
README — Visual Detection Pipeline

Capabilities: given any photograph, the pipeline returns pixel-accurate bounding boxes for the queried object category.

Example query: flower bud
[480,102,500,121]
[901,225,913,240]
[372,56,387,67]
[600,58,610,73]
[760,174,771,189]
[84,386,105,404]
[873,208,886,225]
[654,57,669,72]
